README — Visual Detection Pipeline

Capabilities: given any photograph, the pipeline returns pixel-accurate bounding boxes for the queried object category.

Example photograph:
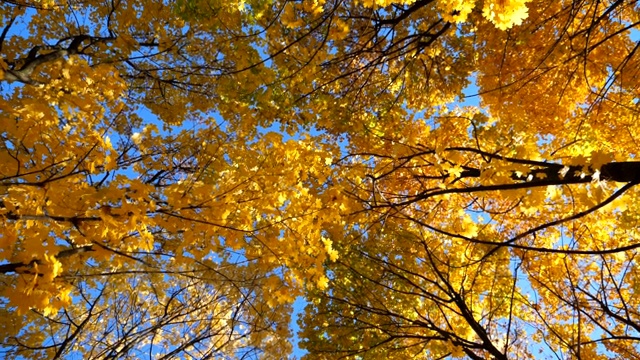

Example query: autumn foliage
[0,0,639,358]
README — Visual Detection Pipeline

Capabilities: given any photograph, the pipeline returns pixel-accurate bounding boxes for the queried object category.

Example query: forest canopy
[0,0,639,358]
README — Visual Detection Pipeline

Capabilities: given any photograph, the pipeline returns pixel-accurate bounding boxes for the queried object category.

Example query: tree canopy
[0,0,639,358]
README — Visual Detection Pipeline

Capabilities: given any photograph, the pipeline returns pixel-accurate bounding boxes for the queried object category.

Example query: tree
[0,0,343,357]
[0,0,639,358]
[287,0,640,358]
